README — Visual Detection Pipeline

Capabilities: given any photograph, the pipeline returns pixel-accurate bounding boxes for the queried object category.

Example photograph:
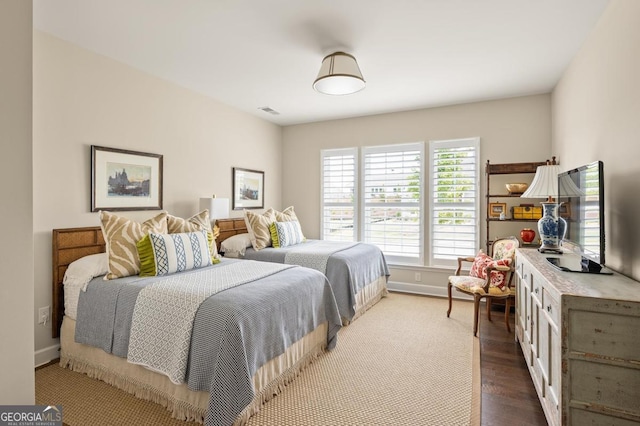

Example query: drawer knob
[547,305,552,313]
[534,288,539,294]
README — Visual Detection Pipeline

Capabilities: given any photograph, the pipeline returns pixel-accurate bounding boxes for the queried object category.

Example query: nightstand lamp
[199,196,230,221]
[520,157,565,254]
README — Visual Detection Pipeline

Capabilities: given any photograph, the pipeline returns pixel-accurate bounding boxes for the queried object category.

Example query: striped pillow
[270,220,305,248]
[137,230,213,276]
[99,211,168,280]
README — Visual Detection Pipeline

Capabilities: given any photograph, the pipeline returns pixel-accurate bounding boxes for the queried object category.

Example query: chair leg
[486,298,492,322]
[473,295,481,337]
[446,282,453,318]
[505,296,512,333]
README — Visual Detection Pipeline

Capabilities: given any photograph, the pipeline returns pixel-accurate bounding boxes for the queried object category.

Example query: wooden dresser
[515,248,640,425]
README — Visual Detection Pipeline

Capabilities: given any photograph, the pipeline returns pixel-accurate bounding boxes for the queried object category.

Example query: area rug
[36,293,479,426]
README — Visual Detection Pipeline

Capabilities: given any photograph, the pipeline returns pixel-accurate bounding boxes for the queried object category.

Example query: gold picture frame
[489,202,507,218]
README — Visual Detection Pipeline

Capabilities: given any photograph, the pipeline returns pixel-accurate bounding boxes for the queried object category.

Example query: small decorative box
[512,206,542,220]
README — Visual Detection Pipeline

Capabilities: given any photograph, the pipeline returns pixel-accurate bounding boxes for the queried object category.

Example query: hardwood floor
[479,304,548,426]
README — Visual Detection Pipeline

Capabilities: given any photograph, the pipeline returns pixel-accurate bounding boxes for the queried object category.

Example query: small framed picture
[91,145,163,212]
[558,203,571,219]
[489,202,507,218]
[232,167,264,210]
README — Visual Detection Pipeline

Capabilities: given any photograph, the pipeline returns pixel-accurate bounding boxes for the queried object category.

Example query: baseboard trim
[387,281,473,300]
[35,344,60,368]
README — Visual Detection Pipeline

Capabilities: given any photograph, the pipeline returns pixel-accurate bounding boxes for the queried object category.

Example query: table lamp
[199,196,230,222]
[520,157,565,253]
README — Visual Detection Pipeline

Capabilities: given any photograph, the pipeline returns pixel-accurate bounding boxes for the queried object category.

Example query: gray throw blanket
[244,240,390,321]
[75,259,342,426]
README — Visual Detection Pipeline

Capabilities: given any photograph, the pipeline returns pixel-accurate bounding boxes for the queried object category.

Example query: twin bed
[53,218,389,425]
[216,218,389,324]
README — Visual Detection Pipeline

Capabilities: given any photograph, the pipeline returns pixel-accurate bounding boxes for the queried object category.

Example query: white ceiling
[33,0,609,126]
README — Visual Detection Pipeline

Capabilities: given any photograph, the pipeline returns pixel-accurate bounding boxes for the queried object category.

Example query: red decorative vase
[520,228,536,244]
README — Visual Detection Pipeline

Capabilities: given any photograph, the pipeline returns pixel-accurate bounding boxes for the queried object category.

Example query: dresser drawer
[569,309,640,360]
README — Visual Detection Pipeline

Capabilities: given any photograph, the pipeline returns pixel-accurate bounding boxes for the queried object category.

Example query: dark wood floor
[479,304,548,426]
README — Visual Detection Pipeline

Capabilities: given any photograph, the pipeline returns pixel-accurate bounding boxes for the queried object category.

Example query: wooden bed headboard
[215,218,248,249]
[52,227,105,338]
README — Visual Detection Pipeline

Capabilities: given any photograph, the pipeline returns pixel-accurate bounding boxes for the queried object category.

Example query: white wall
[282,94,551,294]
[552,0,640,281]
[0,0,35,403]
[33,32,283,360]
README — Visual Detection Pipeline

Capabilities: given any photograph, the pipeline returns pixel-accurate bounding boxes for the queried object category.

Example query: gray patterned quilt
[74,259,341,426]
[243,240,390,321]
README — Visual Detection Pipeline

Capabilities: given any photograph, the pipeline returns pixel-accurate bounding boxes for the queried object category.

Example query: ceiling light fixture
[313,52,365,96]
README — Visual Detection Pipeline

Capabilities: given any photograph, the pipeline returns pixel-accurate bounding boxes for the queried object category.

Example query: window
[428,138,480,266]
[363,143,423,264]
[321,148,357,242]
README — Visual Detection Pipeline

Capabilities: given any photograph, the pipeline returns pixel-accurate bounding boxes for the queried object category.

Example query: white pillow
[63,253,109,291]
[220,233,252,257]
[63,253,109,320]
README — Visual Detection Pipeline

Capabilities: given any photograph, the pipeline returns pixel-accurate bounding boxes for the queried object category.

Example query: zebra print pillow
[99,210,168,280]
[166,210,219,260]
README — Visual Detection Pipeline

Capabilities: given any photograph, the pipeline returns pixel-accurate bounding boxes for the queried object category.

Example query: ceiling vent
[258,106,280,115]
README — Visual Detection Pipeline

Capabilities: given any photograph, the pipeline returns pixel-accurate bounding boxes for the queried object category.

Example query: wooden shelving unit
[485,160,547,252]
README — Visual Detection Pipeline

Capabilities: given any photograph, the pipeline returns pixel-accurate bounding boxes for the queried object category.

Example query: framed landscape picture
[232,167,264,210]
[91,145,163,212]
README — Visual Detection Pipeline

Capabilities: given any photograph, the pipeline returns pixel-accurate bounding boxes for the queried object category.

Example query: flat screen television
[554,160,610,274]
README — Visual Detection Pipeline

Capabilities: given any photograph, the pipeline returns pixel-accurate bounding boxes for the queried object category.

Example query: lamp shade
[558,173,585,198]
[521,164,561,200]
[313,52,365,95]
[199,197,229,221]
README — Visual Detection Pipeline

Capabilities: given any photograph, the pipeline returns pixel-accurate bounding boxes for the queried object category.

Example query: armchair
[446,237,519,336]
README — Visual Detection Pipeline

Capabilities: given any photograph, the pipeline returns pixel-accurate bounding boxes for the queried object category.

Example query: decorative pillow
[220,233,252,257]
[244,208,276,250]
[100,210,168,280]
[274,206,298,222]
[166,210,219,259]
[270,221,305,248]
[469,251,512,289]
[137,230,213,276]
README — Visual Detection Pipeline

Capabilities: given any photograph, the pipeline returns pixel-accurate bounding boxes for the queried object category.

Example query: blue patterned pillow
[137,230,213,276]
[270,221,305,248]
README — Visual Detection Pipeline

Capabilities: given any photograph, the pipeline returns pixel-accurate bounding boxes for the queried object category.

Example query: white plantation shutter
[429,138,480,266]
[321,149,357,242]
[363,143,423,264]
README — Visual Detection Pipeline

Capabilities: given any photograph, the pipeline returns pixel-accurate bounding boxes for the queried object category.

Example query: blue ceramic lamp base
[537,202,566,254]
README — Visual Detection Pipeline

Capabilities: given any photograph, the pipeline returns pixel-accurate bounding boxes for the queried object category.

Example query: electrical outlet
[38,306,50,325]
[414,272,421,282]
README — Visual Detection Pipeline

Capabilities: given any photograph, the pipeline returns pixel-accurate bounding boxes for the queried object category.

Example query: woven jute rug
[36,293,479,426]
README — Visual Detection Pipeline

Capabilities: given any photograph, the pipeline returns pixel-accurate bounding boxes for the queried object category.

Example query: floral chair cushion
[449,276,512,296]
